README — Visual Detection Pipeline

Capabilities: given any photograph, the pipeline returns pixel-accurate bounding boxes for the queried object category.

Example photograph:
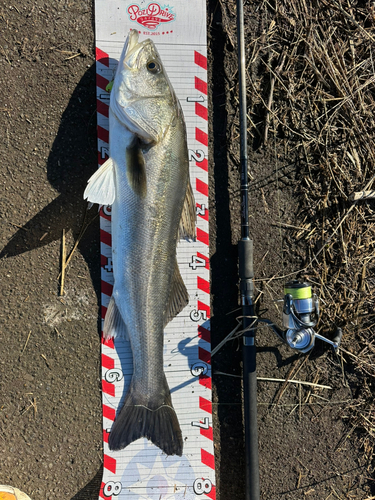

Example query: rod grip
[243,342,260,499]
[239,239,254,297]
[239,238,254,278]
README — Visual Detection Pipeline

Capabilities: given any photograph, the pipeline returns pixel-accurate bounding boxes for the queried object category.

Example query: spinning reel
[263,280,342,353]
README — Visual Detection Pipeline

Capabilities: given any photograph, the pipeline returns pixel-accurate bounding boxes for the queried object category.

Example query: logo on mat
[127,3,175,30]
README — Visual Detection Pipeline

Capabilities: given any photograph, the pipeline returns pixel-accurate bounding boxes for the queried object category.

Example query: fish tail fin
[108,376,183,456]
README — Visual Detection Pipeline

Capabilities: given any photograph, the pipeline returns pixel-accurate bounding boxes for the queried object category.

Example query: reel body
[279,281,342,353]
[282,281,319,353]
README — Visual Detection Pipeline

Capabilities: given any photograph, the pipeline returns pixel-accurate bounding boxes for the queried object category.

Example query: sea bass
[84,30,195,456]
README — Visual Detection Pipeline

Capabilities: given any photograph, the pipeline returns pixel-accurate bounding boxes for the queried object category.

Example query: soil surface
[0,1,372,500]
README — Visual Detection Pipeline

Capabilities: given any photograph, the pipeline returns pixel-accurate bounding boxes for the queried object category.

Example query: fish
[84,30,196,456]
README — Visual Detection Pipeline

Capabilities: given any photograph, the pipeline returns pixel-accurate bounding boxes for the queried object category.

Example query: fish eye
[146,60,160,73]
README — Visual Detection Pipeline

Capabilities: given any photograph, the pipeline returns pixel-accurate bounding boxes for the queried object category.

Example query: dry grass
[257,0,375,465]
[222,0,375,467]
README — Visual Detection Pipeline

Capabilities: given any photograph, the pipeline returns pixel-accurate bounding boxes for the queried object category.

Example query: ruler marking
[96,1,215,497]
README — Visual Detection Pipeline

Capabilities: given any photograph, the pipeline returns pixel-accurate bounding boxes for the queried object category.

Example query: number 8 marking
[193,478,212,495]
[103,481,122,497]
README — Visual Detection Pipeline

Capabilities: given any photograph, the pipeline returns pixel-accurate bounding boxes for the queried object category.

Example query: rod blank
[236,0,260,498]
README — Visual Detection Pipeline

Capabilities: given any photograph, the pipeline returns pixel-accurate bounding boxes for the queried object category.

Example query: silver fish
[84,30,195,456]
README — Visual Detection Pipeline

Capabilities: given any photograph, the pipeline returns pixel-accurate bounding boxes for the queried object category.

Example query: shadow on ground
[208,1,246,498]
[70,466,103,500]
[0,63,101,301]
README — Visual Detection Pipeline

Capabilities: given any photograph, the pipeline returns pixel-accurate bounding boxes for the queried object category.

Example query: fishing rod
[235,0,260,497]
[235,1,343,499]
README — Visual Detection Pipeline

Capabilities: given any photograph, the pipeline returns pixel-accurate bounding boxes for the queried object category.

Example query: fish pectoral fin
[103,296,129,341]
[178,178,196,240]
[84,157,115,205]
[126,137,147,198]
[164,259,189,327]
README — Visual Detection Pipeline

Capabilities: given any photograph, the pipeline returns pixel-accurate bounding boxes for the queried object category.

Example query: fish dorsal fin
[84,157,115,205]
[164,258,189,327]
[178,179,196,240]
[126,137,147,198]
[103,296,129,341]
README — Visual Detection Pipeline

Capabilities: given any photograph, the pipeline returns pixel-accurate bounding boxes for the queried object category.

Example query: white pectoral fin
[84,158,115,205]
[164,258,189,327]
[178,179,196,241]
[103,296,129,341]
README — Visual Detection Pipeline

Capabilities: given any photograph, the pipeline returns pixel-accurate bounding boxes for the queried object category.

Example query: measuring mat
[94,1,214,498]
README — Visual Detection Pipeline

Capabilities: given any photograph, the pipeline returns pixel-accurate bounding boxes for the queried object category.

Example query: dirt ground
[0,1,373,499]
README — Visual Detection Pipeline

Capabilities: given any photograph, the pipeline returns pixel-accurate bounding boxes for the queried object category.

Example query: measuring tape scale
[94,2,215,498]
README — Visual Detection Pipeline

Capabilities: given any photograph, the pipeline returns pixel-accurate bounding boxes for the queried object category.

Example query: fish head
[111,30,178,143]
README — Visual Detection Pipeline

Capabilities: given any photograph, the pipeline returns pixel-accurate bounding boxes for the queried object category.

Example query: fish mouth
[123,30,146,66]
[115,29,141,75]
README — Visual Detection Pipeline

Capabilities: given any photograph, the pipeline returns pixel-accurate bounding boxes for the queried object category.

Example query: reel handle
[332,327,343,348]
[314,327,343,351]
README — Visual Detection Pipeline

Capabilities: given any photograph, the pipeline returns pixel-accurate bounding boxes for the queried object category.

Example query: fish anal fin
[164,259,189,327]
[126,137,147,198]
[178,179,196,240]
[103,296,129,341]
[84,157,115,205]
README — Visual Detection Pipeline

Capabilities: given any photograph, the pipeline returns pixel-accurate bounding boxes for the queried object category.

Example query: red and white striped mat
[95,2,214,498]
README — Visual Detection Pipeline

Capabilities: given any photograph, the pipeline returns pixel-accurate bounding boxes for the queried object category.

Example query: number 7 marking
[191,417,209,429]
